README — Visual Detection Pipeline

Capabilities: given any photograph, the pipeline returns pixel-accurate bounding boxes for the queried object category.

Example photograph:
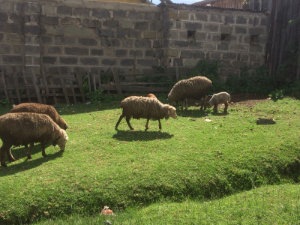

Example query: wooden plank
[111,69,122,94]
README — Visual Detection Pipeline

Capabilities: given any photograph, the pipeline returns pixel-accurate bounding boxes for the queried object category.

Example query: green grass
[34,184,300,225]
[0,97,299,224]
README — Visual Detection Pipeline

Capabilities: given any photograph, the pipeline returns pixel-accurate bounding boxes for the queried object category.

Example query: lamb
[167,76,212,110]
[0,112,69,167]
[10,102,68,130]
[115,96,177,131]
[208,91,231,114]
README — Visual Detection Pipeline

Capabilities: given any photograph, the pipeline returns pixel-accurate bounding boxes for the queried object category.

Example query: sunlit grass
[0,97,299,224]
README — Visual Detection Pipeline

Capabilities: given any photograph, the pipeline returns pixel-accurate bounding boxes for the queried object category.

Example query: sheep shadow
[177,109,210,118]
[0,145,64,176]
[113,130,174,141]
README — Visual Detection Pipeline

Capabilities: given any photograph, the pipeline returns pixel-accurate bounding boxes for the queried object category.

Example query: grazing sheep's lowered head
[10,102,68,130]
[167,76,212,109]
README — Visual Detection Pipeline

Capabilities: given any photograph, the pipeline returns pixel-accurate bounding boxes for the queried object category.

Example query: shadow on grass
[113,130,174,141]
[0,144,64,176]
[177,109,210,118]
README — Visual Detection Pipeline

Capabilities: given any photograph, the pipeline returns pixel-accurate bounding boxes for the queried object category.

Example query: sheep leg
[125,116,134,130]
[26,143,34,159]
[158,119,162,130]
[7,147,16,162]
[213,104,218,113]
[115,114,124,130]
[145,119,149,131]
[224,102,228,113]
[41,144,47,157]
[1,143,12,167]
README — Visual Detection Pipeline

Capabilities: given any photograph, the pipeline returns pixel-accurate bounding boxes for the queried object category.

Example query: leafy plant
[269,89,284,101]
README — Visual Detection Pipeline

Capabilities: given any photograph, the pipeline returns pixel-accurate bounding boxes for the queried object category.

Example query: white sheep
[115,96,177,131]
[168,76,212,110]
[0,112,69,167]
[208,91,231,114]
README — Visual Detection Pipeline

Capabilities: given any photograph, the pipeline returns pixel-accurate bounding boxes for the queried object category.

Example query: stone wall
[165,4,268,78]
[0,0,269,84]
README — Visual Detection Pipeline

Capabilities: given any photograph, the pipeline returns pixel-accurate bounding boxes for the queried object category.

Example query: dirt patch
[230,94,270,107]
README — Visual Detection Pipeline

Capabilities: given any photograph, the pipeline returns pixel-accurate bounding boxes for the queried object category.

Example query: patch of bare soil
[230,94,270,107]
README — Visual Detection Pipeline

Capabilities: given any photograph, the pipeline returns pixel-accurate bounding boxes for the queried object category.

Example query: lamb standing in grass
[0,112,69,167]
[115,96,177,131]
[10,102,68,130]
[208,91,231,114]
[168,76,212,110]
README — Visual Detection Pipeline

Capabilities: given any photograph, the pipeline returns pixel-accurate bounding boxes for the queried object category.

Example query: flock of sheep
[0,75,230,167]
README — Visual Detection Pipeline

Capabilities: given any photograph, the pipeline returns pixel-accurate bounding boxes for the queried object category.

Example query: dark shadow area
[112,130,174,141]
[177,109,210,118]
[0,145,64,176]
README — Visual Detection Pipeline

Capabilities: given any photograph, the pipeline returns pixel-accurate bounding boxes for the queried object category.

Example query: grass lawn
[0,97,299,224]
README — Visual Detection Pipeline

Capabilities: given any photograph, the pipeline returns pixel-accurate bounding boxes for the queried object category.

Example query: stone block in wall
[1,23,22,34]
[137,59,157,67]
[60,17,81,26]
[170,40,189,48]
[178,11,189,20]
[92,9,110,19]
[60,57,78,65]
[102,59,116,66]
[121,59,135,66]
[129,50,143,57]
[230,44,249,52]
[204,24,219,32]
[203,43,217,51]
[223,52,237,61]
[43,56,57,64]
[90,49,104,56]
[210,14,223,23]
[57,6,72,16]
[185,22,202,30]
[166,49,179,57]
[54,36,76,45]
[41,16,59,26]
[47,46,62,54]
[0,12,8,21]
[65,47,89,55]
[143,31,157,39]
[80,57,99,66]
[64,25,96,38]
[195,12,208,22]
[235,26,247,34]
[113,10,127,19]
[220,25,233,34]
[73,8,90,17]
[135,39,151,48]
[236,16,248,25]
[6,33,23,44]
[249,27,265,35]
[25,45,40,55]
[218,42,229,51]
[135,21,149,31]
[225,15,235,24]
[103,19,119,28]
[119,20,134,29]
[0,45,11,54]
[42,5,56,16]
[2,55,23,64]
[115,49,127,57]
[78,38,98,46]
[209,52,222,60]
[101,38,120,47]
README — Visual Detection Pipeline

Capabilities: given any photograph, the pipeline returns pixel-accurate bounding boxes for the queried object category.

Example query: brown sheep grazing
[208,91,231,114]
[0,112,69,167]
[167,76,212,110]
[115,96,177,131]
[10,102,68,130]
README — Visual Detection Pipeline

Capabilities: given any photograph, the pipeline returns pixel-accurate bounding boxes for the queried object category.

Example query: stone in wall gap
[221,33,231,41]
[187,30,196,43]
